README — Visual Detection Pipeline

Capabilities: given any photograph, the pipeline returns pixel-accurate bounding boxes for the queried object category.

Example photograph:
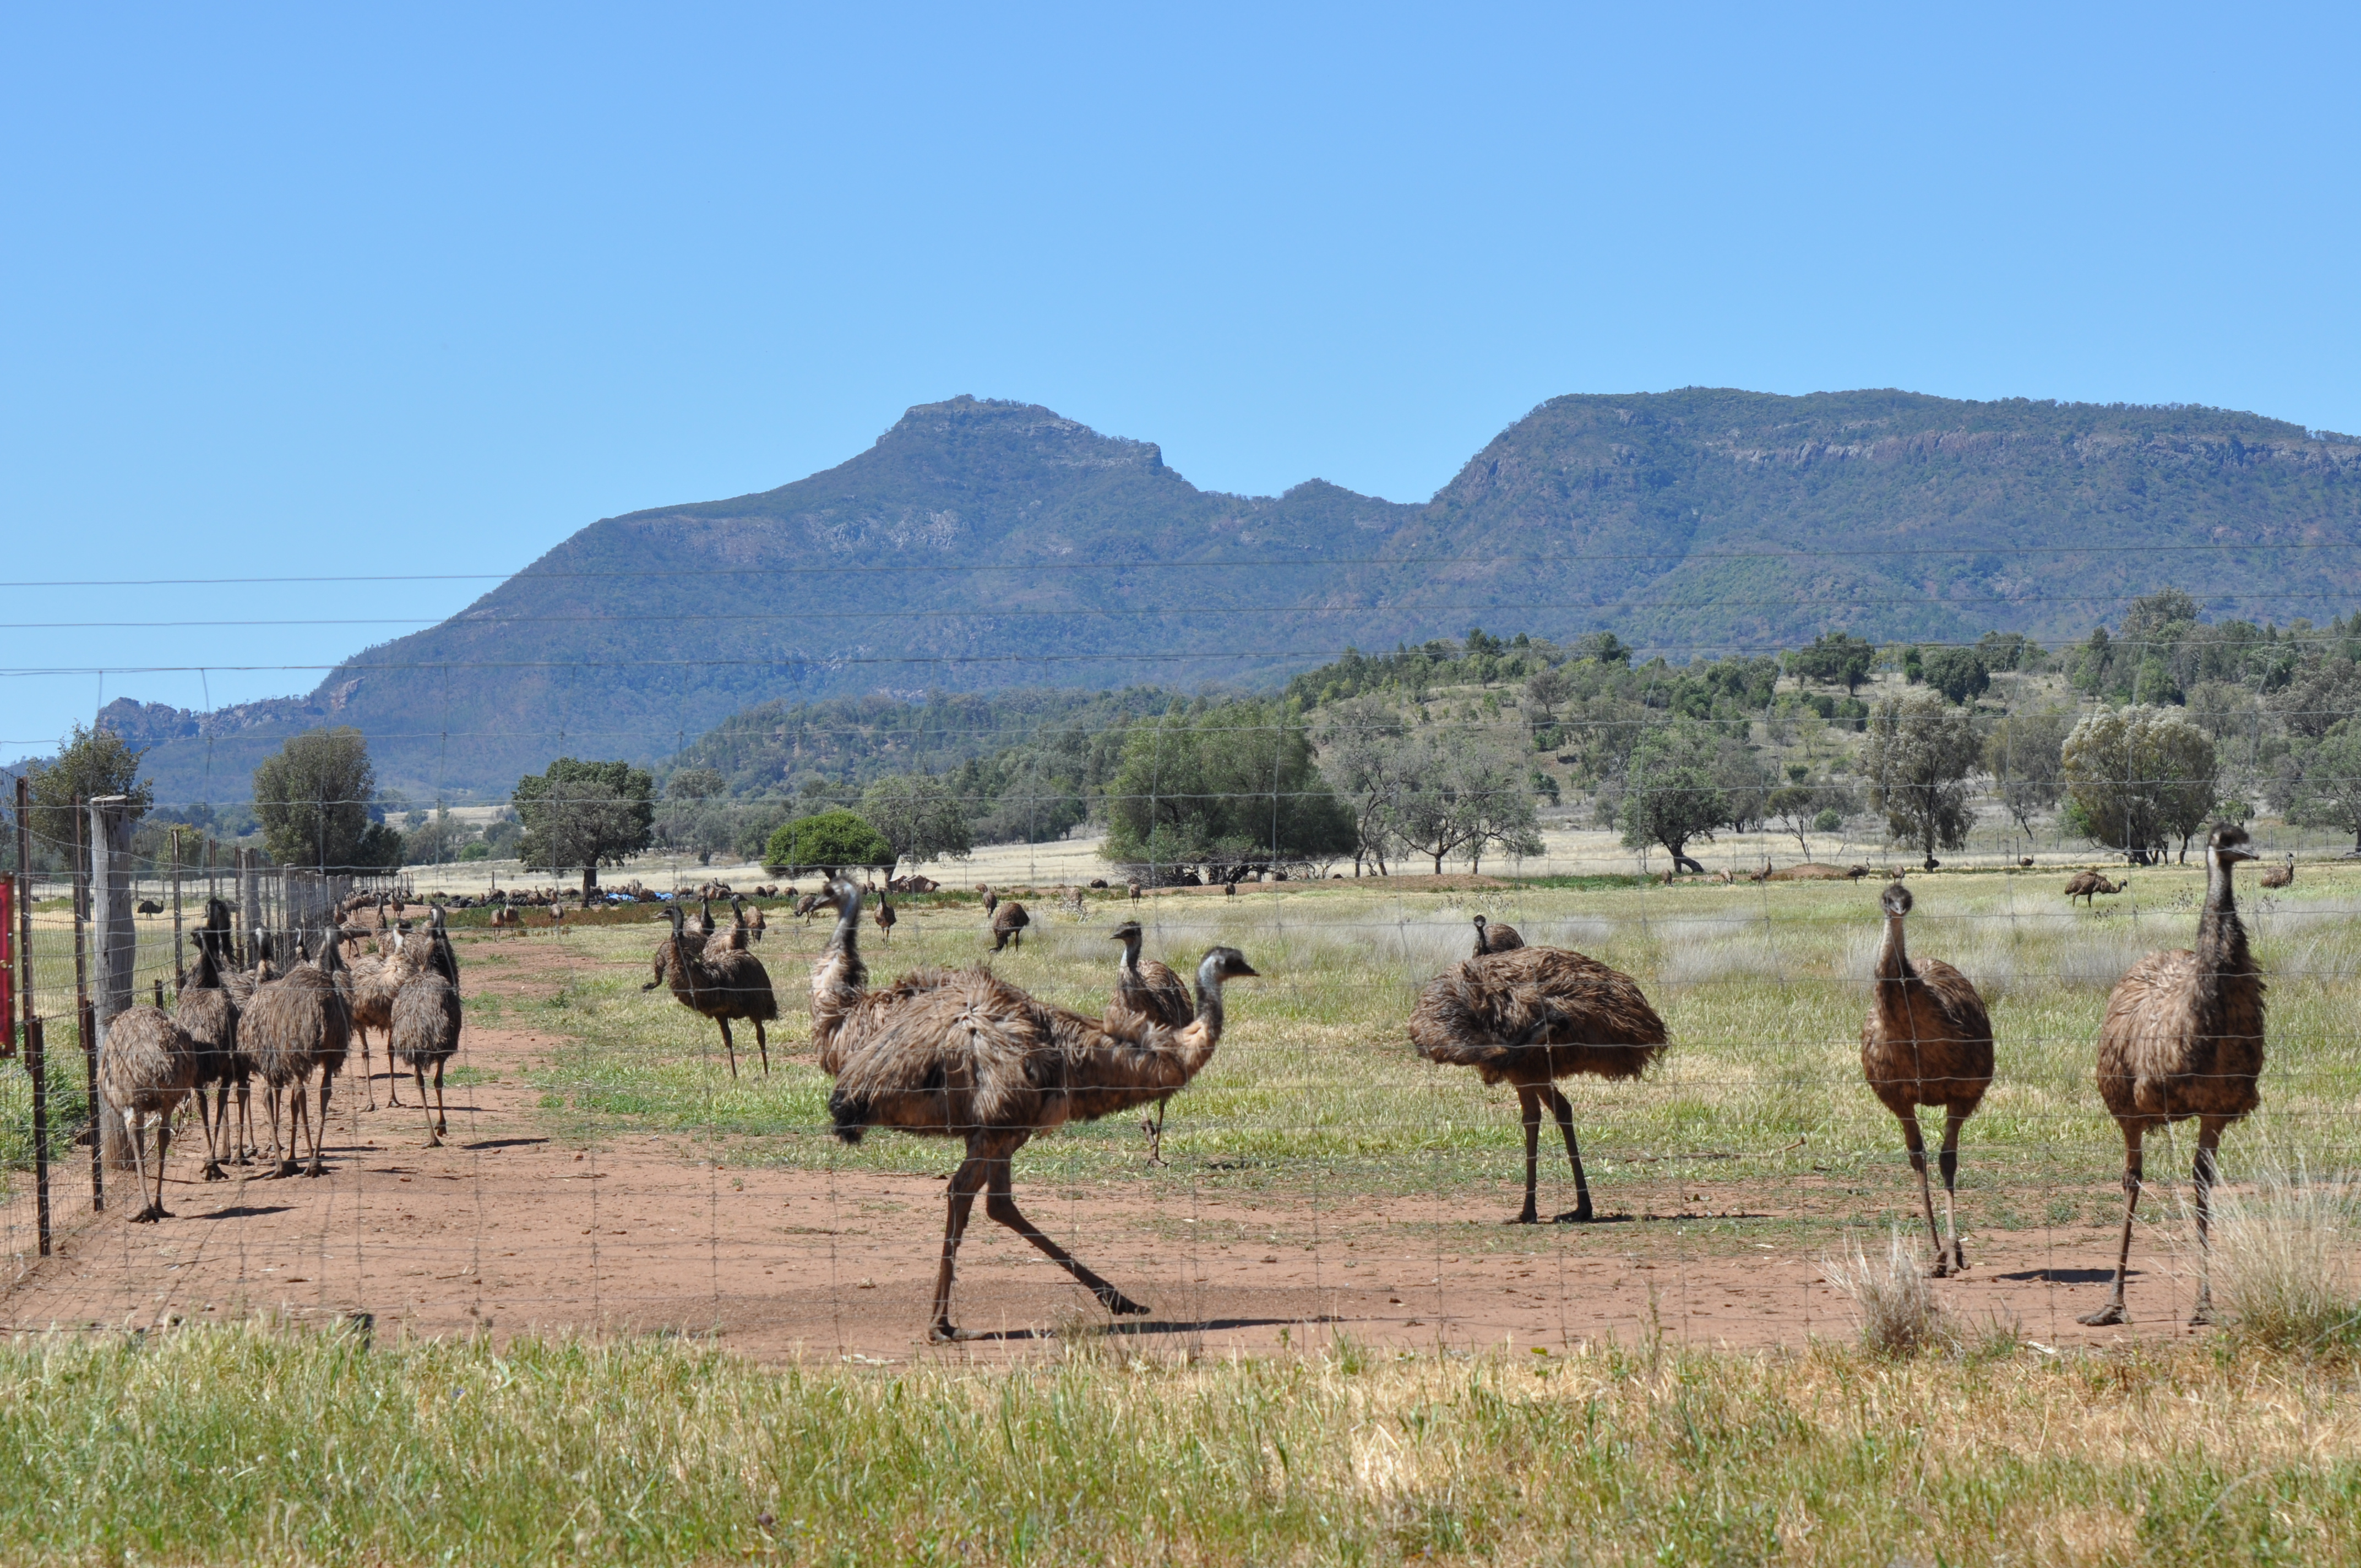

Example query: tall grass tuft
[2194,1161,2361,1356]
[1823,1227,1955,1358]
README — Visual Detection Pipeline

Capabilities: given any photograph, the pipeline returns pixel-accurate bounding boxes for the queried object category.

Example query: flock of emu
[94,825,2271,1341]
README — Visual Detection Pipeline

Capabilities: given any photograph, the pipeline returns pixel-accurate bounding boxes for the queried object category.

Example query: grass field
[7,863,2361,1564]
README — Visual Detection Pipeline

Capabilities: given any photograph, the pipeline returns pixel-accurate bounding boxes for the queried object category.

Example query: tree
[1524,665,1571,722]
[2290,720,2361,852]
[1315,696,1413,874]
[1617,720,1726,874]
[1785,632,1875,694]
[667,767,725,801]
[1982,709,2072,837]
[1101,700,1354,870]
[2060,705,2221,863]
[26,722,154,869]
[858,773,972,870]
[1861,691,1982,863]
[514,757,656,895]
[1918,647,1990,705]
[253,727,401,872]
[402,808,478,865]
[1437,742,1545,873]
[1768,775,1857,856]
[764,809,891,872]
[1713,736,1774,831]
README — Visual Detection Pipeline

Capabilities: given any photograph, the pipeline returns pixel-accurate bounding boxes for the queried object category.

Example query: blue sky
[5,2,2357,763]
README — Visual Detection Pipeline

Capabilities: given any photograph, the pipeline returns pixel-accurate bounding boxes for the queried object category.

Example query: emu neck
[1180,971,1226,1061]
[2197,853,2253,986]
[1118,938,1143,980]
[1873,913,1916,1025]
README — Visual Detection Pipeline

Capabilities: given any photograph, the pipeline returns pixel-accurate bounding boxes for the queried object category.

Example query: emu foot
[1551,1200,1596,1224]
[269,1159,302,1179]
[1947,1239,1969,1273]
[2078,1302,2128,1327]
[424,1133,443,1149]
[928,1321,978,1344]
[129,1204,170,1223]
[200,1161,227,1183]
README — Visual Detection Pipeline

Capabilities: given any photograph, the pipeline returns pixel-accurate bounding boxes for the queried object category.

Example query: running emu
[815,878,1258,1341]
[2080,822,2266,1327]
[1860,882,1994,1275]
[97,1004,199,1221]
[1409,946,1666,1223]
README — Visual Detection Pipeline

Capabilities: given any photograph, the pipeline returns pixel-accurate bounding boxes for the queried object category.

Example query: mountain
[115,389,2361,804]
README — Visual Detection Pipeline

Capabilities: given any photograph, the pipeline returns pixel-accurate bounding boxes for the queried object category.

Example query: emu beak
[1233,961,1260,978]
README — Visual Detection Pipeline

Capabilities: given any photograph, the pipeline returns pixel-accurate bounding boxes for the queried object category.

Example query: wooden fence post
[89,796,138,1175]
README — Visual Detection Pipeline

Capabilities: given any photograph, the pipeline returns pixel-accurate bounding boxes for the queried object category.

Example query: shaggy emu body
[655,903,777,1076]
[989,900,1030,952]
[818,874,1256,1341]
[1409,946,1666,1223]
[174,932,245,1178]
[1472,914,1525,955]
[97,1005,199,1221]
[1107,919,1194,1163]
[241,928,352,1177]
[2065,870,2123,907]
[1860,882,1994,1275]
[2080,823,2266,1327]
[392,909,464,1146]
[344,935,407,1112]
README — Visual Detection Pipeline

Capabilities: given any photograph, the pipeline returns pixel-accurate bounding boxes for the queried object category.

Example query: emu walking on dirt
[1409,946,1666,1224]
[1108,919,1195,1163]
[175,931,244,1178]
[241,927,352,1177]
[817,870,1259,1341]
[1860,883,1993,1276]
[98,1005,199,1221]
[2080,823,2267,1327]
[393,908,464,1146]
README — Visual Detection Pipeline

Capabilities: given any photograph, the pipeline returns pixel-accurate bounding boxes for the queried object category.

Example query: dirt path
[2,940,2221,1363]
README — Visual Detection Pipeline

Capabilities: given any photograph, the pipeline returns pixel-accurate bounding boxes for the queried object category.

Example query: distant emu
[1472,914,1524,955]
[1860,882,1993,1275]
[2065,870,2123,908]
[991,900,1030,953]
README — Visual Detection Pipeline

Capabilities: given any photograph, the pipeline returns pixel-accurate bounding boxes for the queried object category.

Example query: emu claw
[2078,1303,2128,1327]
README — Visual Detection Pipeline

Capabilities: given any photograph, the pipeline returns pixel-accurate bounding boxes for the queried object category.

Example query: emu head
[1196,946,1260,988]
[1109,919,1144,949]
[2209,821,2257,863]
[1880,881,1913,918]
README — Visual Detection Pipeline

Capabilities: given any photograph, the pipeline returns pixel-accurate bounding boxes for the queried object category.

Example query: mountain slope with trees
[104,389,2361,804]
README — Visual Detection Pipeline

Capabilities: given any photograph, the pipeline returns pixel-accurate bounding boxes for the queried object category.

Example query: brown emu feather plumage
[1859,881,1993,1274]
[391,919,464,1147]
[990,900,1030,952]
[2080,823,2267,1326]
[239,930,351,1177]
[173,934,245,1178]
[1409,945,1666,1223]
[97,1005,200,1221]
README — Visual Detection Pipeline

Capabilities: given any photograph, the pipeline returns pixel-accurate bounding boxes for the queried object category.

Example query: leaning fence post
[90,796,138,1176]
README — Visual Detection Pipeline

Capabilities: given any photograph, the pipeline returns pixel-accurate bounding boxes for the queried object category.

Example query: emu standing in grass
[990,900,1030,952]
[2259,853,2295,890]
[1108,919,1195,1163]
[643,900,709,991]
[1410,946,1666,1223]
[1860,882,1993,1276]
[393,908,464,1146]
[97,1004,199,1221]
[2065,870,2123,908]
[874,890,896,943]
[241,926,351,1177]
[656,903,776,1077]
[1472,914,1524,955]
[816,878,1260,1340]
[2080,822,2267,1327]
[175,930,244,1179]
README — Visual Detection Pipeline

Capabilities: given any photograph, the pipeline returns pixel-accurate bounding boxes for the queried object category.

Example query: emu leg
[1141,1095,1169,1166]
[927,1148,992,1343]
[200,1084,228,1180]
[716,1018,738,1080]
[982,1151,1146,1320]
[126,1114,159,1222]
[753,1019,769,1077]
[1510,1087,1542,1223]
[308,1071,334,1177]
[1899,1113,1946,1275]
[2189,1120,2226,1326]
[385,1030,405,1107]
[2080,1128,2144,1326]
[359,1027,378,1112]
[235,1080,254,1165]
[1938,1107,1970,1273]
[1546,1087,1594,1223]
[416,1060,440,1148]
[433,1059,448,1140]
[151,1120,173,1219]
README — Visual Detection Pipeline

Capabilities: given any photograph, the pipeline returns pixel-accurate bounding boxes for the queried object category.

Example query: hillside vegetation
[100,389,2361,804]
